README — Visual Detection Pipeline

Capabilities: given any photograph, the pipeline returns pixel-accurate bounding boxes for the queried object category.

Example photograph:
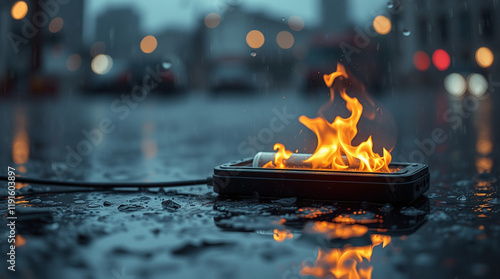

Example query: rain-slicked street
[1,87,500,278]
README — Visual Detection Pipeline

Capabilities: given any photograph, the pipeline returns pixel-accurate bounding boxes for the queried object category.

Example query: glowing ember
[273,229,293,242]
[263,63,392,172]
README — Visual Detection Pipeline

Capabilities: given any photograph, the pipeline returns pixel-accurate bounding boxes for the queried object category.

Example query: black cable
[0,175,211,188]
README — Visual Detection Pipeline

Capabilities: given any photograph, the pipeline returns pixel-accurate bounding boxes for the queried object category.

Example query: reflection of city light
[444,73,466,96]
[432,49,451,71]
[90,41,106,57]
[66,54,81,72]
[475,47,494,68]
[276,31,294,49]
[288,15,304,31]
[413,51,430,71]
[13,108,29,176]
[476,157,493,174]
[49,17,64,33]
[467,73,488,97]
[140,35,157,54]
[91,54,113,75]
[11,1,28,20]
[204,13,221,28]
[373,15,391,35]
[246,30,265,49]
[476,139,493,155]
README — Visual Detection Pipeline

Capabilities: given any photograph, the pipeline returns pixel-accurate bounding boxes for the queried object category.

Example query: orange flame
[301,222,391,279]
[264,63,392,172]
[262,143,292,168]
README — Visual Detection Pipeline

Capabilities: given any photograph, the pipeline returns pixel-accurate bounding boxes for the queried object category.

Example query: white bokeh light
[467,73,488,97]
[444,73,466,96]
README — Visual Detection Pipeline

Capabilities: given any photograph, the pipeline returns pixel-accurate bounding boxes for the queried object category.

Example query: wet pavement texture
[1,89,500,279]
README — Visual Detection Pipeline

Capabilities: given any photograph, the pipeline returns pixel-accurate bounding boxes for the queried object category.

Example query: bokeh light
[467,73,488,97]
[413,51,430,71]
[288,15,304,31]
[276,31,294,49]
[66,54,81,72]
[90,41,106,57]
[373,15,391,35]
[91,54,113,75]
[11,1,28,20]
[444,73,466,96]
[475,47,494,68]
[49,17,64,33]
[204,13,221,28]
[246,30,265,49]
[432,49,451,71]
[140,35,158,54]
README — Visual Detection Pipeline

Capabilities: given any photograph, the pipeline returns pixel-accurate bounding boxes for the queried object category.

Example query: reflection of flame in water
[301,222,391,279]
[12,108,29,175]
[273,229,293,242]
[264,63,392,172]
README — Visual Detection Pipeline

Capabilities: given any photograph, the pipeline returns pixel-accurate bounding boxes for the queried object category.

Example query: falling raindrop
[250,51,257,57]
[402,28,411,36]
[281,17,285,22]
[387,2,394,8]
[162,59,172,69]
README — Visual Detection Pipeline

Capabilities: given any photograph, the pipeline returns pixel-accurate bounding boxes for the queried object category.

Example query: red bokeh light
[413,51,430,71]
[432,49,451,71]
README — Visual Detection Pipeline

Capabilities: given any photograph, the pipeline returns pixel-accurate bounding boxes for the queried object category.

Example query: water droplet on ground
[103,201,112,206]
[162,199,181,211]
[381,203,393,212]
[74,200,86,204]
[117,204,144,212]
[400,207,426,216]
[402,29,411,36]
[427,211,451,222]
[456,195,467,201]
[87,203,100,208]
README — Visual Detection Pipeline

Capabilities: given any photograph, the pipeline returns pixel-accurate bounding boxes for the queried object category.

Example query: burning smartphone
[212,153,429,203]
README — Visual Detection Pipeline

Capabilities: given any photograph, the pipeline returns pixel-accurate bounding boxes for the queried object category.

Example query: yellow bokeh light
[373,15,391,35]
[11,1,28,20]
[140,35,157,54]
[276,31,294,49]
[288,15,304,31]
[246,30,265,49]
[49,17,64,33]
[204,13,221,28]
[475,47,494,68]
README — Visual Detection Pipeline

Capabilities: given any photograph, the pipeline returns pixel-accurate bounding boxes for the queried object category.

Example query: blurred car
[210,61,256,92]
[84,58,132,93]
[131,55,188,93]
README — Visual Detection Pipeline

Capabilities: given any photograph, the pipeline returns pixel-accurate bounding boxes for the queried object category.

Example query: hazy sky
[85,0,386,41]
